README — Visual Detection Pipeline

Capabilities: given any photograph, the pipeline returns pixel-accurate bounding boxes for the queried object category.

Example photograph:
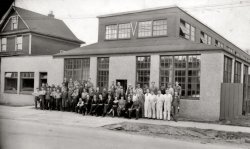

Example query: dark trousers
[117,107,126,117]
[89,104,97,115]
[96,104,104,116]
[34,96,40,109]
[111,106,118,117]
[45,99,50,110]
[56,98,62,111]
[171,105,178,121]
[75,106,84,114]
[40,96,45,110]
[103,104,112,116]
[129,108,140,119]
[62,99,67,111]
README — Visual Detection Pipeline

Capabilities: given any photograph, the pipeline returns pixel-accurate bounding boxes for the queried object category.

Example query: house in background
[55,6,250,121]
[0,6,84,105]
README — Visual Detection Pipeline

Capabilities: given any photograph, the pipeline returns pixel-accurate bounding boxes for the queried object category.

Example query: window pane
[223,56,232,83]
[138,21,152,37]
[153,19,167,36]
[136,56,150,87]
[97,57,109,90]
[118,23,131,39]
[105,25,117,40]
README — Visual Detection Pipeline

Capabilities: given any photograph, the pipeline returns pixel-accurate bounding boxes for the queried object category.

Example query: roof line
[97,5,178,18]
[30,31,85,44]
[0,3,13,25]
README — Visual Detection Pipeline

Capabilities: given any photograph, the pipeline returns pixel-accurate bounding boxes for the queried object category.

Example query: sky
[15,0,250,51]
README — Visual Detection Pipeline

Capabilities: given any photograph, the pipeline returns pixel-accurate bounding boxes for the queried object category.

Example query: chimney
[48,11,54,18]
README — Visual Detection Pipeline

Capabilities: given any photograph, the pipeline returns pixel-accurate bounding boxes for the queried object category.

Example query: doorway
[39,72,47,88]
[116,79,127,92]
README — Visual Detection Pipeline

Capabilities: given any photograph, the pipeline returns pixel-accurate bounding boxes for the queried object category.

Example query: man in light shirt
[163,89,173,121]
[144,89,151,118]
[156,90,164,120]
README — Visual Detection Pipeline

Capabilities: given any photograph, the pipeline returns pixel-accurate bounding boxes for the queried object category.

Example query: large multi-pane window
[97,57,109,90]
[153,19,167,36]
[223,56,233,83]
[64,58,90,81]
[5,72,18,93]
[105,25,118,40]
[20,72,34,93]
[118,23,131,39]
[179,19,195,41]
[0,38,7,51]
[136,56,150,87]
[200,31,211,45]
[138,21,152,37]
[160,55,201,99]
[11,16,18,30]
[138,20,167,38]
[15,36,22,51]
[160,56,173,87]
[234,61,242,83]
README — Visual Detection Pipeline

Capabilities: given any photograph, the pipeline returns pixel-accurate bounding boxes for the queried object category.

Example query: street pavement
[0,105,249,149]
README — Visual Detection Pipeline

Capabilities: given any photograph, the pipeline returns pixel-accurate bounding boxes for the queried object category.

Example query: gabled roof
[54,38,221,57]
[1,6,84,44]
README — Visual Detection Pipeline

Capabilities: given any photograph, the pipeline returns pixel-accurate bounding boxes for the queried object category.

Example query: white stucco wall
[109,55,136,87]
[1,56,64,106]
[89,57,97,88]
[150,54,160,87]
[180,52,224,121]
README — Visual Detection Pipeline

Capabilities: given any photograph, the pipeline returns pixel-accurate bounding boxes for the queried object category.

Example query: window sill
[4,91,17,94]
[137,35,168,39]
[181,97,200,100]
[20,91,33,95]
[104,38,131,41]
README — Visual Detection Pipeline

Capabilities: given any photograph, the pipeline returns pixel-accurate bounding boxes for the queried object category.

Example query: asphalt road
[0,106,247,149]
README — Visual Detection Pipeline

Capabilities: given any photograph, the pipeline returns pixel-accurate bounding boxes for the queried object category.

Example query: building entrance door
[116,79,127,92]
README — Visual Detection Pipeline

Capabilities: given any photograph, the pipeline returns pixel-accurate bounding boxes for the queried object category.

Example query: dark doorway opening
[116,79,127,92]
[39,72,47,88]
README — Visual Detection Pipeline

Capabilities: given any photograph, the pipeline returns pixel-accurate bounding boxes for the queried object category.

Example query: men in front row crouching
[75,98,84,114]
[117,96,126,117]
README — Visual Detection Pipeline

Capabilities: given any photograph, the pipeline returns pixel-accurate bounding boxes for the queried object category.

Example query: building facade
[0,6,83,105]
[55,6,250,121]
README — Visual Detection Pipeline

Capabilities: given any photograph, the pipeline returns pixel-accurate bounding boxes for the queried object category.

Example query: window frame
[15,35,23,51]
[0,37,7,52]
[97,57,109,91]
[118,23,131,39]
[179,19,195,42]
[215,39,224,48]
[138,20,153,38]
[20,72,35,94]
[64,58,90,82]
[11,16,18,30]
[105,24,118,40]
[4,72,18,93]
[234,61,242,83]
[223,56,233,83]
[200,31,212,45]
[152,19,168,37]
[136,56,151,88]
[160,55,201,100]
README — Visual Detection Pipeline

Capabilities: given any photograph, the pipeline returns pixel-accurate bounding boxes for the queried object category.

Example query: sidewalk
[0,105,250,133]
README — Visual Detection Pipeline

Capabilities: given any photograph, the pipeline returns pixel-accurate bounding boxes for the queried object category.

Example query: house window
[15,36,22,51]
[64,58,90,81]
[0,38,7,51]
[39,72,47,88]
[97,57,109,90]
[105,25,118,40]
[160,55,200,99]
[118,23,131,39]
[138,21,152,37]
[11,16,18,30]
[215,40,224,48]
[179,20,195,41]
[20,72,34,94]
[234,61,242,83]
[4,72,18,93]
[153,19,167,36]
[200,31,211,45]
[136,56,150,87]
[223,56,233,83]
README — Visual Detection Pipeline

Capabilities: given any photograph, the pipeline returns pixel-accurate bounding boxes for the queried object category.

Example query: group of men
[32,77,181,121]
